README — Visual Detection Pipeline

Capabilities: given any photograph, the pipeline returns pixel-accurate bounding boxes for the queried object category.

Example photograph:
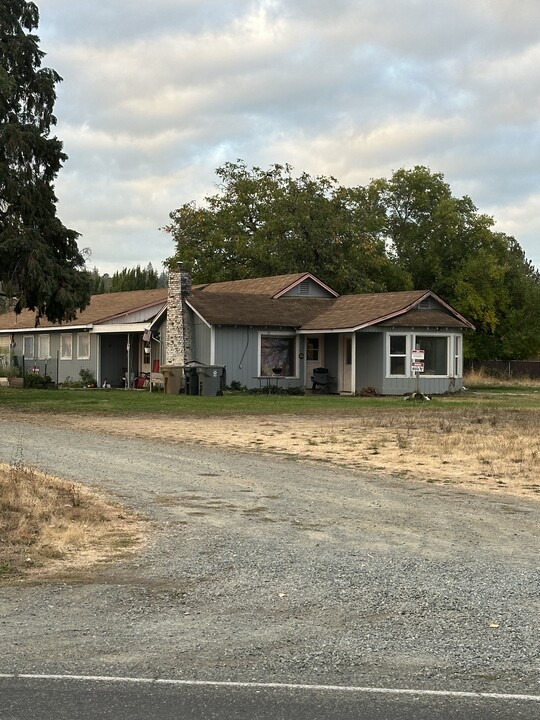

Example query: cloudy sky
[37,0,540,275]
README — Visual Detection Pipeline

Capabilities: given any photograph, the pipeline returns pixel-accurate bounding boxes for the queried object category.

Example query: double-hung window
[23,336,34,359]
[37,334,50,360]
[60,334,73,360]
[388,335,407,376]
[77,334,90,360]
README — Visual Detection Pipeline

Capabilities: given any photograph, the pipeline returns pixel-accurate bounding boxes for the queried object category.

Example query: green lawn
[1,385,539,416]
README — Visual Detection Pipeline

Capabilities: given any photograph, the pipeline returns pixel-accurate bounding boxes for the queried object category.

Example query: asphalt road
[1,676,539,720]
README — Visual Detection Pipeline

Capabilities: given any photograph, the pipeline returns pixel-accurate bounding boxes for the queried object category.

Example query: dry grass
[0,459,146,582]
[38,404,540,501]
[464,368,540,387]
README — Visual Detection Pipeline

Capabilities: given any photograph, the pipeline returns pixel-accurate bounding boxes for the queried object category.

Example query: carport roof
[0,288,168,331]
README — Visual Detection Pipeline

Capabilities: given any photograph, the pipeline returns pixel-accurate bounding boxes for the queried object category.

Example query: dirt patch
[20,407,540,500]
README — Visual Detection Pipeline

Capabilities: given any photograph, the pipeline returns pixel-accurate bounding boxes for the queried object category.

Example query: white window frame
[386,332,461,379]
[413,333,451,378]
[258,331,298,377]
[60,333,73,360]
[453,335,462,377]
[77,333,91,360]
[387,333,410,377]
[37,334,51,360]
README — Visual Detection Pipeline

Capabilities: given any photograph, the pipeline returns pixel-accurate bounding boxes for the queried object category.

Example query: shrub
[79,368,96,386]
[24,372,46,389]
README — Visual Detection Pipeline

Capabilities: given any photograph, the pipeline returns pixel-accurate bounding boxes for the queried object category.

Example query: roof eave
[6,324,94,334]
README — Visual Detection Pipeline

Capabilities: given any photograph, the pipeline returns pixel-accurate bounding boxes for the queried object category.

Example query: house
[0,269,474,394]
[0,288,167,387]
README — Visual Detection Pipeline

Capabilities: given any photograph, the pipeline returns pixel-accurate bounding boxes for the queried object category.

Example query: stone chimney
[165,263,192,365]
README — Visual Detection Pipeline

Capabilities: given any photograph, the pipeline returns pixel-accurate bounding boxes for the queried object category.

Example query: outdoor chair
[311,367,331,394]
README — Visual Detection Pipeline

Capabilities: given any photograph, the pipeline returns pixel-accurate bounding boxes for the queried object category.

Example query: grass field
[1,378,539,416]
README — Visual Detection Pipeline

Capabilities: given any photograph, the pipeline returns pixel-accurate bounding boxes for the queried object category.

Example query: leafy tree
[0,0,90,322]
[165,161,539,360]
[371,166,540,359]
[164,160,408,294]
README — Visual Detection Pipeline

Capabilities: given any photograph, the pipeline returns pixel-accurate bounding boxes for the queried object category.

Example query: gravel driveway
[0,417,538,695]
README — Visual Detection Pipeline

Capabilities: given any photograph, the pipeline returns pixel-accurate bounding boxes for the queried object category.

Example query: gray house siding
[356,331,384,390]
[214,326,258,387]
[57,332,100,385]
[192,316,212,364]
[8,330,100,385]
[212,325,305,390]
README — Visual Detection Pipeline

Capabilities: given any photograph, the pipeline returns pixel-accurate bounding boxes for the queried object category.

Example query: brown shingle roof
[195,273,311,297]
[379,308,471,328]
[189,294,334,327]
[0,288,168,331]
[300,291,429,331]
[0,275,473,334]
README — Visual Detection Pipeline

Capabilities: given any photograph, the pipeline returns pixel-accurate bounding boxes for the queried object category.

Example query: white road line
[0,674,539,702]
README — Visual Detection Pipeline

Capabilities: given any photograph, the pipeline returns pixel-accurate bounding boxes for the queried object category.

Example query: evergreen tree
[109,263,159,292]
[0,0,90,322]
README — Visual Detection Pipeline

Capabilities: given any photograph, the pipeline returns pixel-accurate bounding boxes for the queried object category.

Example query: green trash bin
[196,365,225,396]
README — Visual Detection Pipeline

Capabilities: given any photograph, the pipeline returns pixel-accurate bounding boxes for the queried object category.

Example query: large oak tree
[164,160,409,295]
[0,0,90,323]
[165,161,540,360]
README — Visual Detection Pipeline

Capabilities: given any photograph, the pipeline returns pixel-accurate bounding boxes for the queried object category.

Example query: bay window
[386,333,460,378]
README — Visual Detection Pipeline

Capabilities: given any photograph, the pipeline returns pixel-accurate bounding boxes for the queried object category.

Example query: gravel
[0,416,539,694]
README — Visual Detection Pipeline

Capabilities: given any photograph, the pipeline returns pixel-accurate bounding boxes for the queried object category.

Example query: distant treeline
[90,264,168,294]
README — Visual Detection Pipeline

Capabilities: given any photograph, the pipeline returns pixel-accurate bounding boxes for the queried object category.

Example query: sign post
[411,349,425,396]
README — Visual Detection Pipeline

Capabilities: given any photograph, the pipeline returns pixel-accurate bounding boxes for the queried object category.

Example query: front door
[306,335,323,388]
[340,334,353,393]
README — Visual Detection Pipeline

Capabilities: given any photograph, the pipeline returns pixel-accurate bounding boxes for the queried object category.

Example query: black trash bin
[184,366,199,395]
[196,365,225,396]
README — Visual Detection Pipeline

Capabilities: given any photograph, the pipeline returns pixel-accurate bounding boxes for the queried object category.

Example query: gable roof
[194,272,338,298]
[0,288,168,331]
[300,290,474,332]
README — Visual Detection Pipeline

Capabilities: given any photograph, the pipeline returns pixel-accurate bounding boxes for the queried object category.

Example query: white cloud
[32,0,540,273]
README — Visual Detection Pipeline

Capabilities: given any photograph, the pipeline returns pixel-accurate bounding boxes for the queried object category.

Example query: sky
[36,0,540,276]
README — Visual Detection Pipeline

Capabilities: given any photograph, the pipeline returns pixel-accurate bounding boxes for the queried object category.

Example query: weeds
[396,432,410,449]
[0,457,145,581]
